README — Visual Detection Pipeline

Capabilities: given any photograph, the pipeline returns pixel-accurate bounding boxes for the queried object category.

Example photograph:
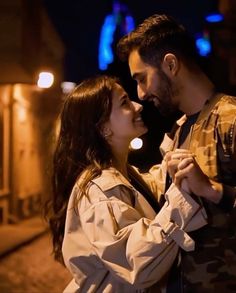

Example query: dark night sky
[43,0,217,82]
[42,0,219,169]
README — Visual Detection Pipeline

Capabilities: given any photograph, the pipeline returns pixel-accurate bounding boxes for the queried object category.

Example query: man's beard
[155,70,179,117]
[157,98,178,117]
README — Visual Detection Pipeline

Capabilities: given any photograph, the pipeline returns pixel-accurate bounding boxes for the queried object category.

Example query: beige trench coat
[62,167,207,293]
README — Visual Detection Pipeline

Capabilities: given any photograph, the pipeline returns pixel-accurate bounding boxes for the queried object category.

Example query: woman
[45,75,208,292]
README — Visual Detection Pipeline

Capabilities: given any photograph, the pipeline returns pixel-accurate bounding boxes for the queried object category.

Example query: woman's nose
[132,101,143,113]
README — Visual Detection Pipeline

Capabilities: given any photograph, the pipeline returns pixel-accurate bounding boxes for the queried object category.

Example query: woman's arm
[78,182,207,288]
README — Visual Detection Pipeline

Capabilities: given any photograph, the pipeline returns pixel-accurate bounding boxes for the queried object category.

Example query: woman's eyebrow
[119,94,128,102]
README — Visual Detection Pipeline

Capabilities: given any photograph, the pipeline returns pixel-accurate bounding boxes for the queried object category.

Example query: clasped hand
[164,149,221,203]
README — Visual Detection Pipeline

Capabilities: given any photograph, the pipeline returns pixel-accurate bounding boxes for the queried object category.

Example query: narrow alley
[0,232,71,293]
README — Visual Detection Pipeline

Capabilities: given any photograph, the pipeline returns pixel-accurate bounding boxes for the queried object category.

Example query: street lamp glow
[37,71,54,88]
[61,81,76,94]
[130,138,143,150]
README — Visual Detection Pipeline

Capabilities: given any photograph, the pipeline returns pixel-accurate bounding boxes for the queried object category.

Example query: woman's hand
[165,149,194,180]
[165,149,222,203]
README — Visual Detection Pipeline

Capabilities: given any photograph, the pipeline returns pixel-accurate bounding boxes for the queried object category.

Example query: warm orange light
[18,105,27,123]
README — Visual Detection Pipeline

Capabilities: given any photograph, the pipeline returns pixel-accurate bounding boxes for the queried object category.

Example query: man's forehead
[128,50,141,65]
[129,51,159,79]
[128,50,146,76]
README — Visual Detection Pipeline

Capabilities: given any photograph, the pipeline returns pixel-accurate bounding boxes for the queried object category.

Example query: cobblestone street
[0,232,71,293]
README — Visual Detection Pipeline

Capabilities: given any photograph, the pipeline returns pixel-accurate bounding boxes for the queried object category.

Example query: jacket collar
[176,92,224,127]
[195,92,224,124]
[90,167,133,192]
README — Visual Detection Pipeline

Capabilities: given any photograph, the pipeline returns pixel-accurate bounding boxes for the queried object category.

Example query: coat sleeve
[79,183,207,288]
[135,162,167,203]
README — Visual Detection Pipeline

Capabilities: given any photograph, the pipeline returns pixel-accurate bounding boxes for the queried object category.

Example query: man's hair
[117,14,198,67]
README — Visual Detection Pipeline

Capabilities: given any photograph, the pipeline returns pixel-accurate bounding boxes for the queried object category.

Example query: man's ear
[162,53,179,76]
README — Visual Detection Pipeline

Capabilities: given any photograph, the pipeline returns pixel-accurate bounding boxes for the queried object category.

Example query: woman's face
[103,83,147,144]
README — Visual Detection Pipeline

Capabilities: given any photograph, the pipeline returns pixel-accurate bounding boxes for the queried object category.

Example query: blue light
[205,13,224,23]
[98,1,135,71]
[196,36,212,57]
[98,15,116,71]
[125,15,135,32]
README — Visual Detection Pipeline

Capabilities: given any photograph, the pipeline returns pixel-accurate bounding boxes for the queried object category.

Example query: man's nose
[137,85,146,101]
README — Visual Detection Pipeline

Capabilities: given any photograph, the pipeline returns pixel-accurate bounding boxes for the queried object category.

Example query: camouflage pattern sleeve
[216,97,236,210]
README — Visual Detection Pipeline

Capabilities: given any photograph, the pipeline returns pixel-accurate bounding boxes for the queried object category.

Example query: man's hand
[165,149,194,180]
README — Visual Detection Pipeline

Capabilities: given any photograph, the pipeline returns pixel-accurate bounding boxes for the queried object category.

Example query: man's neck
[180,82,215,115]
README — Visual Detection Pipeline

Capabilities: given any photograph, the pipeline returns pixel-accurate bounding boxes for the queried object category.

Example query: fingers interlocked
[165,149,196,180]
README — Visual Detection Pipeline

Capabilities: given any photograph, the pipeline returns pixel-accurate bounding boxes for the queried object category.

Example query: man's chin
[150,98,178,116]
[158,106,177,117]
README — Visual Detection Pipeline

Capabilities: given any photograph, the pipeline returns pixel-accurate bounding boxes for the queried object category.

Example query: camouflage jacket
[160,93,236,292]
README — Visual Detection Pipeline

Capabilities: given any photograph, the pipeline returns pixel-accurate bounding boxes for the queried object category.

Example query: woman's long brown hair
[44,75,118,264]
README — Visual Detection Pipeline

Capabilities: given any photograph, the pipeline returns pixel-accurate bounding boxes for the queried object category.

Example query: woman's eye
[121,98,128,106]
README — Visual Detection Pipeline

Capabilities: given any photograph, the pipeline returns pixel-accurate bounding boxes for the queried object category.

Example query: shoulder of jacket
[214,95,236,156]
[216,94,236,115]
[215,95,236,129]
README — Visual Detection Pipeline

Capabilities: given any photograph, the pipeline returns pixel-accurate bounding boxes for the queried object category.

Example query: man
[117,14,236,292]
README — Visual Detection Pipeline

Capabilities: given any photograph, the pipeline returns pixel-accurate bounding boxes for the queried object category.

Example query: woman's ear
[101,126,113,138]
[162,53,179,76]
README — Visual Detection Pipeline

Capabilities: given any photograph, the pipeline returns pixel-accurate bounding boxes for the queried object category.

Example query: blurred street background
[0,232,71,293]
[0,1,236,292]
